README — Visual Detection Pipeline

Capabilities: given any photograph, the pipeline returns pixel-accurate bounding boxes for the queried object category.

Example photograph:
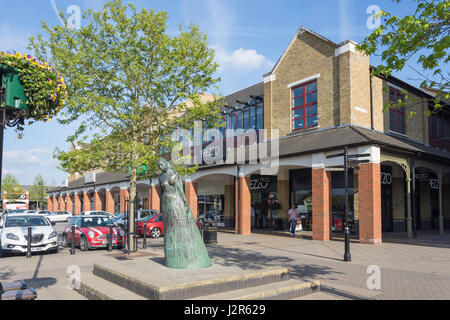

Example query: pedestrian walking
[288,205,299,236]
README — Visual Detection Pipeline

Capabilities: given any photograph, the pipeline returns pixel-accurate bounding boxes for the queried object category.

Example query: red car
[63,215,125,251]
[136,214,164,239]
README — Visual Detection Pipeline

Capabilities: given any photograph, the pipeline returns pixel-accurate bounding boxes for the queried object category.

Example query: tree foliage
[357,0,449,114]
[1,174,23,200]
[29,174,47,208]
[28,0,222,184]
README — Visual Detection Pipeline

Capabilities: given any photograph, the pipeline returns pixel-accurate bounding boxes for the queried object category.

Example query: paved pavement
[1,225,450,300]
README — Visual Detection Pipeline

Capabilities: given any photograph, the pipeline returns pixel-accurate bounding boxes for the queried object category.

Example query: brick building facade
[47,27,450,244]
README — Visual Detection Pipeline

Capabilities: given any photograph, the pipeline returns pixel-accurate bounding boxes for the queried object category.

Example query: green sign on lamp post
[0,64,29,113]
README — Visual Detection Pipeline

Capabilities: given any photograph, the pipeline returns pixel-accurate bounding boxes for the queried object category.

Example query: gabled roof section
[263,26,338,78]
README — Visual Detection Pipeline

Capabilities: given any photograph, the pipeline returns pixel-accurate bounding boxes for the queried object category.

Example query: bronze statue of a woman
[158,159,212,269]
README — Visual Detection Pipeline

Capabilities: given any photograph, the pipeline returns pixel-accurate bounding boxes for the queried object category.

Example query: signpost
[326,146,371,262]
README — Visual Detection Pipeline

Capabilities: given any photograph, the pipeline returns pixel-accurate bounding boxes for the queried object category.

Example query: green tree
[1,174,23,200]
[357,0,449,115]
[28,0,222,251]
[29,174,47,210]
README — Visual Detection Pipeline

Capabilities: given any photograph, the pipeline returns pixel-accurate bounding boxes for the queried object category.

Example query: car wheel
[62,233,69,248]
[150,228,161,239]
[79,236,89,251]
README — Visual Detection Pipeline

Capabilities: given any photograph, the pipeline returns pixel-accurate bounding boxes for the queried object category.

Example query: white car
[80,211,115,219]
[46,211,72,223]
[0,214,58,256]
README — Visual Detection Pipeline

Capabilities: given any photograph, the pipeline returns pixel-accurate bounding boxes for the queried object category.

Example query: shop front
[250,174,278,229]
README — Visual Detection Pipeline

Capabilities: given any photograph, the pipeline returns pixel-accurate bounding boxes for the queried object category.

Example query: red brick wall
[59,196,65,211]
[358,163,382,244]
[83,193,90,212]
[74,194,81,215]
[312,168,331,241]
[47,197,52,211]
[94,192,102,211]
[150,185,161,212]
[185,182,198,219]
[66,195,73,213]
[105,191,114,214]
[119,189,129,213]
[235,176,251,235]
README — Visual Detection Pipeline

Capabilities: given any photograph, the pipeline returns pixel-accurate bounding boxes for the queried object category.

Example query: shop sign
[415,173,428,180]
[381,172,392,185]
[429,179,440,190]
[250,176,271,190]
[297,205,308,213]
[85,172,96,184]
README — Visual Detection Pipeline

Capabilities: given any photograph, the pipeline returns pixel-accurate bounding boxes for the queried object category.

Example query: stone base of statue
[158,159,212,269]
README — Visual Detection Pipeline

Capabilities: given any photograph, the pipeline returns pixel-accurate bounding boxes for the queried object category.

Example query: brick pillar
[150,185,161,212]
[185,181,198,219]
[83,192,90,212]
[312,168,331,241]
[47,197,53,211]
[26,192,30,210]
[53,196,58,211]
[235,176,251,235]
[74,194,81,215]
[59,196,65,211]
[120,188,129,213]
[359,163,382,244]
[66,195,73,214]
[94,191,102,211]
[224,185,235,229]
[105,190,114,214]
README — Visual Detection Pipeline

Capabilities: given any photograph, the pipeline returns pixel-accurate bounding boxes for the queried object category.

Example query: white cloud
[4,150,41,164]
[214,46,273,73]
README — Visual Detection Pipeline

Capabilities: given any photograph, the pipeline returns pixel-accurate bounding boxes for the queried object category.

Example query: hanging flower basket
[0,51,67,124]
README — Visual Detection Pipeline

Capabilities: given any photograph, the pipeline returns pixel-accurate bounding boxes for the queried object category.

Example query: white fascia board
[264,74,276,83]
[287,74,320,89]
[335,42,356,57]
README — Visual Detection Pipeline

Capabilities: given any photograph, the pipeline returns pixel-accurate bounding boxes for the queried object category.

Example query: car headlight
[88,231,95,239]
[48,231,57,239]
[6,233,19,241]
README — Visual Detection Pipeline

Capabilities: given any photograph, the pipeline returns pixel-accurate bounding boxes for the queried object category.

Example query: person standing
[288,205,299,237]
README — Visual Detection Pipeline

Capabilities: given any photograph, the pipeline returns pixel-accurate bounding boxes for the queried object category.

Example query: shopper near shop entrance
[288,206,299,237]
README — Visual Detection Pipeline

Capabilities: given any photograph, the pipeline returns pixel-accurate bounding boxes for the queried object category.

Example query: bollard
[143,223,147,249]
[70,225,75,255]
[108,226,113,252]
[26,226,32,258]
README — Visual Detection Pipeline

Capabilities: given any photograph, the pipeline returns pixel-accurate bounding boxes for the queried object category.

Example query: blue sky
[0,0,427,186]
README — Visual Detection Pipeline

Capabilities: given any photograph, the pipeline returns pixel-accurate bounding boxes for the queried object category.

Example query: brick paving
[1,229,449,300]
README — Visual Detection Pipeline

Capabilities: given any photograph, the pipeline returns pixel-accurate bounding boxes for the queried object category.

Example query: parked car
[79,211,115,218]
[24,210,39,214]
[0,209,10,218]
[113,209,159,230]
[46,211,72,223]
[0,214,58,256]
[10,209,27,214]
[136,214,164,239]
[62,215,124,251]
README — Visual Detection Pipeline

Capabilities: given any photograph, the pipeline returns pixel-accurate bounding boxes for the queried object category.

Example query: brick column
[235,176,251,235]
[94,191,102,211]
[105,190,114,214]
[26,192,30,210]
[120,188,129,213]
[74,194,81,215]
[359,163,382,244]
[224,185,235,229]
[47,197,53,211]
[150,184,161,212]
[312,168,331,241]
[185,181,198,219]
[66,195,73,214]
[53,196,58,211]
[83,192,90,212]
[59,196,65,211]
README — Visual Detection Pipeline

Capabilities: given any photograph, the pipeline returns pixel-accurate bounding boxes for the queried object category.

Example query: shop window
[389,87,405,134]
[292,80,318,131]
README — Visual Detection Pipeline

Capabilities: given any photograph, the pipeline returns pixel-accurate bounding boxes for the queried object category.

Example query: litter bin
[201,219,218,244]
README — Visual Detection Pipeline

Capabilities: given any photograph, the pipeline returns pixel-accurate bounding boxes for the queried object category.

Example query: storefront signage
[429,179,440,189]
[85,172,96,184]
[415,173,428,180]
[381,172,392,185]
[251,176,271,190]
[297,205,308,213]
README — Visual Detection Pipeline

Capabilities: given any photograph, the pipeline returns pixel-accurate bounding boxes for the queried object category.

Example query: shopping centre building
[47,27,450,244]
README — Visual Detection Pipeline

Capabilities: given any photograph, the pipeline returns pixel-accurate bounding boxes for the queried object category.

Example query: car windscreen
[5,216,50,227]
[139,214,158,222]
[81,217,112,228]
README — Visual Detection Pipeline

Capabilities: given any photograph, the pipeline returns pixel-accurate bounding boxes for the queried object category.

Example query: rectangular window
[291,80,318,131]
[256,102,264,131]
[243,109,250,130]
[389,87,405,134]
